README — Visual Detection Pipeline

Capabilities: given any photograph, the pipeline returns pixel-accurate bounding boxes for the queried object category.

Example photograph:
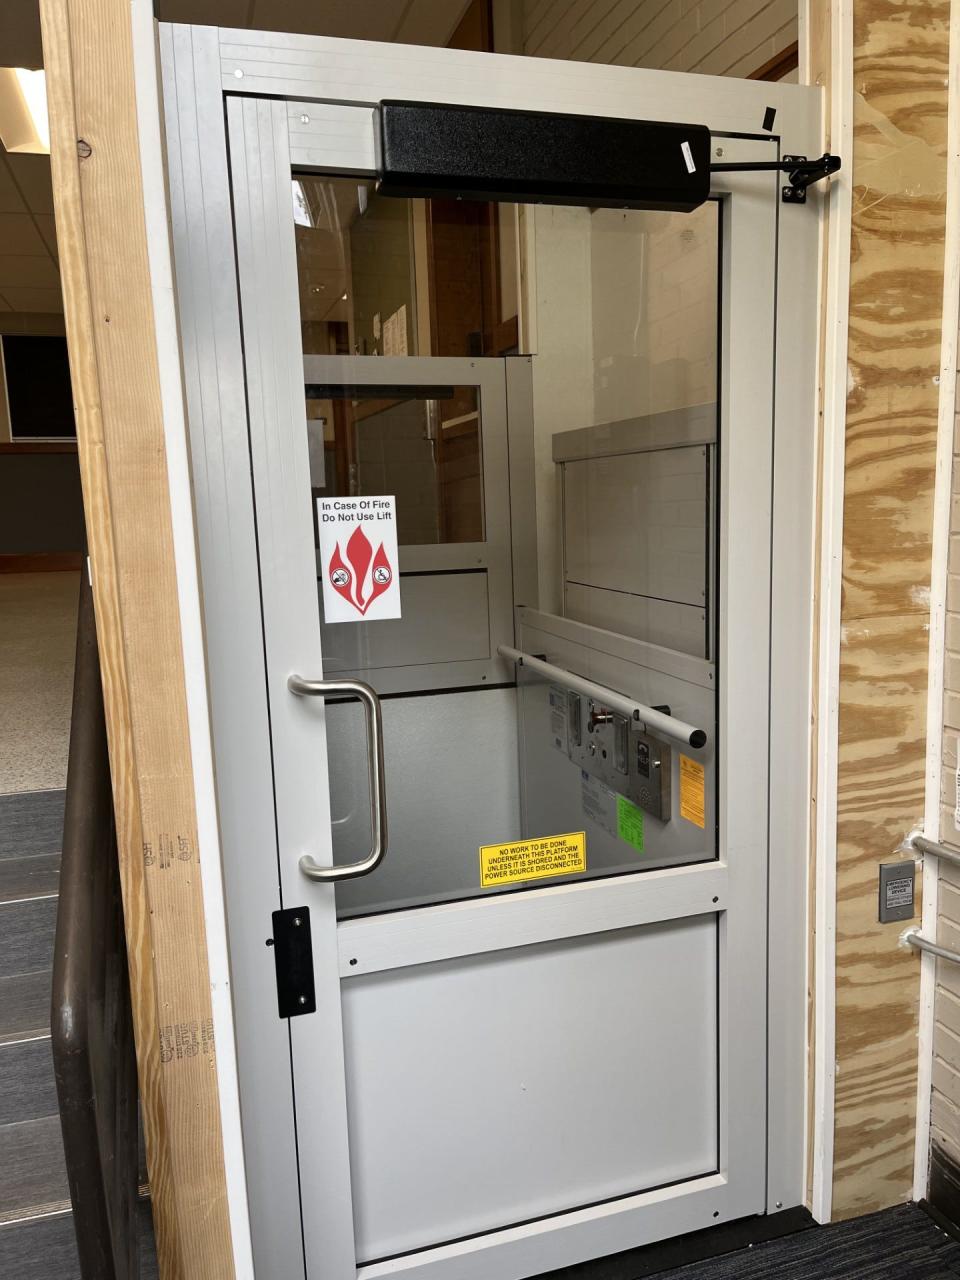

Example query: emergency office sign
[317,495,402,623]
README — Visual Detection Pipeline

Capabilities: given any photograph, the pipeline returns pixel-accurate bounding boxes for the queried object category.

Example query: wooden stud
[39,1,235,1274]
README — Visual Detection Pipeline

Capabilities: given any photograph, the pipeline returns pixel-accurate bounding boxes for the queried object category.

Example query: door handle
[288,674,388,881]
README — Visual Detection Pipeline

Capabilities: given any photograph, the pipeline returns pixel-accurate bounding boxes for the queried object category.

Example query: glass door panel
[289,172,721,919]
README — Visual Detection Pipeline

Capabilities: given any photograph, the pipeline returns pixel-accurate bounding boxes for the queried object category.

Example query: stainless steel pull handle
[288,673,388,881]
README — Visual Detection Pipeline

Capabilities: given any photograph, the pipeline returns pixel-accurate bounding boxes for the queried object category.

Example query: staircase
[0,787,157,1277]
[0,788,78,1273]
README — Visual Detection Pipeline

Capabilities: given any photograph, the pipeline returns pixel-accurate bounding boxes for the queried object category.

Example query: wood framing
[38,1,235,1275]
[830,0,951,1219]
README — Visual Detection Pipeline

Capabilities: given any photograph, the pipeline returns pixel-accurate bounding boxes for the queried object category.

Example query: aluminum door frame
[160,22,821,1279]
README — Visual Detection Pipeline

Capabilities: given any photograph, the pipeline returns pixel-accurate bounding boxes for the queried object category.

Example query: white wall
[521,0,797,79]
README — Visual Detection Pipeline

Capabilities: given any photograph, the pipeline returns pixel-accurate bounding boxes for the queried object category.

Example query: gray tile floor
[0,573,79,795]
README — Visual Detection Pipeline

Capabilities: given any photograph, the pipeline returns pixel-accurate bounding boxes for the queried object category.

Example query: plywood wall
[521,0,797,77]
[832,0,950,1219]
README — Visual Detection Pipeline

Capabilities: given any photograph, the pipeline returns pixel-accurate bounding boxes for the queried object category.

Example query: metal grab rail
[903,927,960,967]
[901,832,960,966]
[288,674,389,881]
[906,831,960,871]
[498,645,707,749]
[52,568,141,1278]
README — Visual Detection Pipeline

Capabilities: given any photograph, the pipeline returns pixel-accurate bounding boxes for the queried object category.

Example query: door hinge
[268,907,317,1018]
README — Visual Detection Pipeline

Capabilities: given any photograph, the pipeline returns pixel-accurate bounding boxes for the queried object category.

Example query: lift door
[163,23,820,1280]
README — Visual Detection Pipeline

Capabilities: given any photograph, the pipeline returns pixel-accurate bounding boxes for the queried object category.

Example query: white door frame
[160,23,822,1278]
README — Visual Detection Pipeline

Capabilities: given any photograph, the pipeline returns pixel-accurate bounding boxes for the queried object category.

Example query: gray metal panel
[287,100,377,172]
[326,688,521,917]
[215,26,820,142]
[552,402,717,464]
[562,446,708,609]
[562,583,706,658]
[159,25,305,1280]
[341,920,718,1262]
[319,572,491,675]
[518,616,715,874]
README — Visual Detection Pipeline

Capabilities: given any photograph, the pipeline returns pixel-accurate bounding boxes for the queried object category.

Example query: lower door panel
[340,917,718,1262]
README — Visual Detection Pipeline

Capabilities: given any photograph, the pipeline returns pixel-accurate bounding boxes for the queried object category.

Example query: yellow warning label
[479,832,586,888]
[679,755,706,828]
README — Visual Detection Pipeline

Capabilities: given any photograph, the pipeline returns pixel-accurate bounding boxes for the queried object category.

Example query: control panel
[549,685,672,821]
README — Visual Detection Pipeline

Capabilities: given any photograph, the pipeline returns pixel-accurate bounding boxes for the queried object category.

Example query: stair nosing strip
[0,1031,51,1048]
[0,1200,72,1228]
[0,892,59,907]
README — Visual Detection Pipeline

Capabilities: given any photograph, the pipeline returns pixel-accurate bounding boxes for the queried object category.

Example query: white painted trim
[913,0,960,1204]
[129,5,253,1274]
[811,0,853,1227]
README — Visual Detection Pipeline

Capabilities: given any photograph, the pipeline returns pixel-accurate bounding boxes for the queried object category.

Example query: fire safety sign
[317,495,402,624]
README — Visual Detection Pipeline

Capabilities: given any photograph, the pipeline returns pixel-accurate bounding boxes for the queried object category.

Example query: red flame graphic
[328,524,393,616]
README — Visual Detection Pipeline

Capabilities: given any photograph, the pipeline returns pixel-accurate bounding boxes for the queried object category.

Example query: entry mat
[536,1204,960,1280]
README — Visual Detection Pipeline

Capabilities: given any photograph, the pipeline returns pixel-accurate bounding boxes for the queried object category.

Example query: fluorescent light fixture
[0,68,50,154]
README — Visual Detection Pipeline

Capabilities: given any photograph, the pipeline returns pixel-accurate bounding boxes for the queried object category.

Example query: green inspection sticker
[616,794,644,852]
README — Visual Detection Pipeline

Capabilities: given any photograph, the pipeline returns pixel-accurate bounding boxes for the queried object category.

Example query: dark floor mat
[649,1205,960,1280]
[539,1205,960,1280]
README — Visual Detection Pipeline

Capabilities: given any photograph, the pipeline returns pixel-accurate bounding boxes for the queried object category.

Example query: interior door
[159,23,817,1278]
[226,88,775,1279]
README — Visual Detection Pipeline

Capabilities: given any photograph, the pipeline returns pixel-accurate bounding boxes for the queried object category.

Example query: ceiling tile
[0,255,60,288]
[0,294,11,312]
[0,214,48,256]
[0,156,27,215]
[6,154,54,215]
[34,214,58,259]
[0,285,63,313]
[0,1,44,69]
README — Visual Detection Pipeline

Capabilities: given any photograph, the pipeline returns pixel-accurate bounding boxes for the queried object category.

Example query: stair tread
[0,855,59,905]
[0,898,57,981]
[0,1115,69,1220]
[0,1199,158,1280]
[0,791,65,862]
[0,972,51,1046]
[0,1038,57,1128]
